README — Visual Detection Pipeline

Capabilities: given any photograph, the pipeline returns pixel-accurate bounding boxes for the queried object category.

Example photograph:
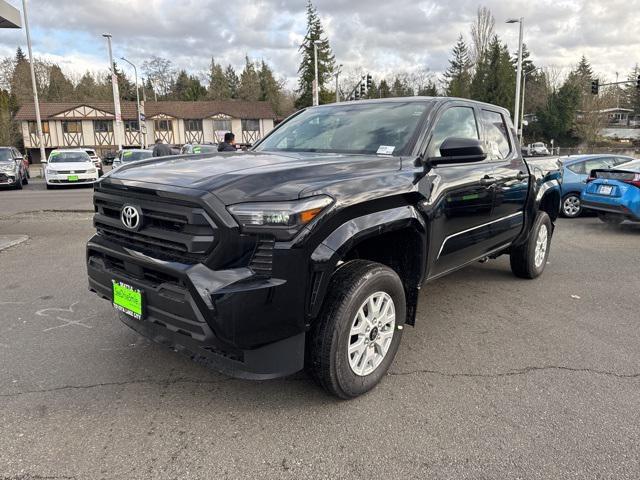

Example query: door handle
[516,171,528,181]
[480,175,496,186]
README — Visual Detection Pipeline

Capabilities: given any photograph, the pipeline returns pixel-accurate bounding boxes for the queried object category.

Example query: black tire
[598,213,624,225]
[22,174,28,185]
[308,260,406,399]
[46,183,53,190]
[15,175,23,190]
[560,193,582,218]
[510,211,552,279]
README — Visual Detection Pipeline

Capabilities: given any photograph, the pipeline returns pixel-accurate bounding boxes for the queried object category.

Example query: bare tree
[142,56,176,98]
[470,6,495,67]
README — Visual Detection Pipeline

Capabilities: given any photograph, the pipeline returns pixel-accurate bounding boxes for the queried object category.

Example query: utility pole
[335,64,343,103]
[121,57,143,148]
[21,0,46,164]
[313,40,321,106]
[507,17,524,142]
[103,33,122,151]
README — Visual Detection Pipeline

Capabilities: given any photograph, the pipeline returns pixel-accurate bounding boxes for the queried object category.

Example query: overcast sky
[1,0,639,89]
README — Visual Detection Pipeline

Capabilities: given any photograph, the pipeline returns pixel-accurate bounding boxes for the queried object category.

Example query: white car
[84,148,104,176]
[530,142,550,156]
[44,149,99,189]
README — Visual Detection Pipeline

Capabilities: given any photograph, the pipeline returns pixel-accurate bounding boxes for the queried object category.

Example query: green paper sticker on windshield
[193,147,201,153]
[123,151,133,157]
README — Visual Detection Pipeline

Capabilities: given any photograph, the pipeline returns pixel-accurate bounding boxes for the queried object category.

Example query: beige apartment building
[15,100,277,162]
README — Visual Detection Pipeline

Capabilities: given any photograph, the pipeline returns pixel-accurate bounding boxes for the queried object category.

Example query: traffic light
[366,74,372,90]
[591,79,599,95]
[359,81,366,97]
[636,75,640,90]
[353,89,360,100]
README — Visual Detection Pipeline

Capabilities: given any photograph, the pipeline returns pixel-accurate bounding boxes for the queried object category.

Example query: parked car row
[558,154,637,218]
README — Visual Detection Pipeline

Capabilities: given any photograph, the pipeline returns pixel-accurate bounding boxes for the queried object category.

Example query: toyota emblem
[121,205,141,230]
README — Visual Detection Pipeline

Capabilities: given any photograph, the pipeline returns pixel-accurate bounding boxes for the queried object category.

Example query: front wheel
[510,211,552,279]
[308,260,406,399]
[561,194,582,218]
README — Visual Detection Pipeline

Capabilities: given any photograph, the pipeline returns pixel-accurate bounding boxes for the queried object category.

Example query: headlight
[87,168,97,174]
[227,195,333,240]
[46,168,57,175]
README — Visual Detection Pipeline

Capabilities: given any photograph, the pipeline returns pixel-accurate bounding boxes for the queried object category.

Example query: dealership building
[15,100,277,163]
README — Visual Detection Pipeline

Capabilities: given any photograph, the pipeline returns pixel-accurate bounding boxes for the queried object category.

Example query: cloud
[2,0,639,89]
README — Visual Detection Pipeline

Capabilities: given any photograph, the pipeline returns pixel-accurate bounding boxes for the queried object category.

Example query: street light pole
[21,0,46,165]
[103,33,122,151]
[121,56,143,149]
[507,17,524,142]
[335,64,343,103]
[313,40,321,106]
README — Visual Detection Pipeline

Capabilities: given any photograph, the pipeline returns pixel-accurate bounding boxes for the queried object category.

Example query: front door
[480,108,528,247]
[420,104,497,278]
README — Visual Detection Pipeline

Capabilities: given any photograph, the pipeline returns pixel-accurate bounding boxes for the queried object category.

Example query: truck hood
[106,151,402,204]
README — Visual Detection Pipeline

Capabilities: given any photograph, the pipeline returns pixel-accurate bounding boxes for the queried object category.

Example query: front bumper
[46,173,98,185]
[0,172,19,185]
[87,235,306,379]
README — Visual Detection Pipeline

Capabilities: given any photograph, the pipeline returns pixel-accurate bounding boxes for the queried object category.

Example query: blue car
[559,154,636,218]
[581,159,640,224]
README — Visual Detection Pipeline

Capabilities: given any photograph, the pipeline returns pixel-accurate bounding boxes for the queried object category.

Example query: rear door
[481,108,528,246]
[421,103,497,278]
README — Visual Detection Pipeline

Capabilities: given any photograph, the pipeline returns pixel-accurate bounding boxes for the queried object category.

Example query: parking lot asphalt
[0,187,639,479]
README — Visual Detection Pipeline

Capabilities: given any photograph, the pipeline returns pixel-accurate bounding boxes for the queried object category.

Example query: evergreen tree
[417,80,439,97]
[15,47,26,63]
[237,56,261,102]
[623,65,640,113]
[258,60,282,114]
[207,58,231,100]
[378,79,391,98]
[46,64,74,101]
[113,62,136,101]
[295,1,335,108]
[172,70,206,101]
[536,80,581,142]
[443,34,472,98]
[390,75,413,97]
[75,72,99,101]
[224,65,240,99]
[472,36,515,112]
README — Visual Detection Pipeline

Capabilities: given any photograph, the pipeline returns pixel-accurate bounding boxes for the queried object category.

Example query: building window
[62,121,82,134]
[185,119,203,131]
[213,118,232,132]
[28,121,50,134]
[124,120,140,131]
[93,120,113,133]
[241,119,260,132]
[154,119,173,132]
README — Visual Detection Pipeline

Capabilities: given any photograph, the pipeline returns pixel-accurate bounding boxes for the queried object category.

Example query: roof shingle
[15,100,276,121]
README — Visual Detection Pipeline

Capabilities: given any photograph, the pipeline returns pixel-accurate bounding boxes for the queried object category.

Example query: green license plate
[112,281,144,320]
[67,175,79,182]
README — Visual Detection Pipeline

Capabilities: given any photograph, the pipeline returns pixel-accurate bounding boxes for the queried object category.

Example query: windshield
[49,152,91,163]
[122,151,152,162]
[192,145,218,154]
[255,101,431,156]
[0,149,12,162]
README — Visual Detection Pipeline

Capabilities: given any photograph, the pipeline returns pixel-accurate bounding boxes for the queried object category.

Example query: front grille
[93,186,216,263]
[57,170,87,174]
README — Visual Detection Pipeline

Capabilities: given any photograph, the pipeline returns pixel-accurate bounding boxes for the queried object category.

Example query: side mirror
[427,137,487,166]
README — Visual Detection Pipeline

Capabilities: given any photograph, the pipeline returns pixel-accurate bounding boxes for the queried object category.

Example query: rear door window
[481,110,512,160]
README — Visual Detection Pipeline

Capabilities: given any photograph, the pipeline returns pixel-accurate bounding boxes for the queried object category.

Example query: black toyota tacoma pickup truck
[87,98,561,398]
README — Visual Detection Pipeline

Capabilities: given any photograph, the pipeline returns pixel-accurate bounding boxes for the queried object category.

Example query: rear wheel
[510,211,552,279]
[561,194,582,218]
[598,213,624,225]
[308,260,405,399]
[22,173,28,185]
